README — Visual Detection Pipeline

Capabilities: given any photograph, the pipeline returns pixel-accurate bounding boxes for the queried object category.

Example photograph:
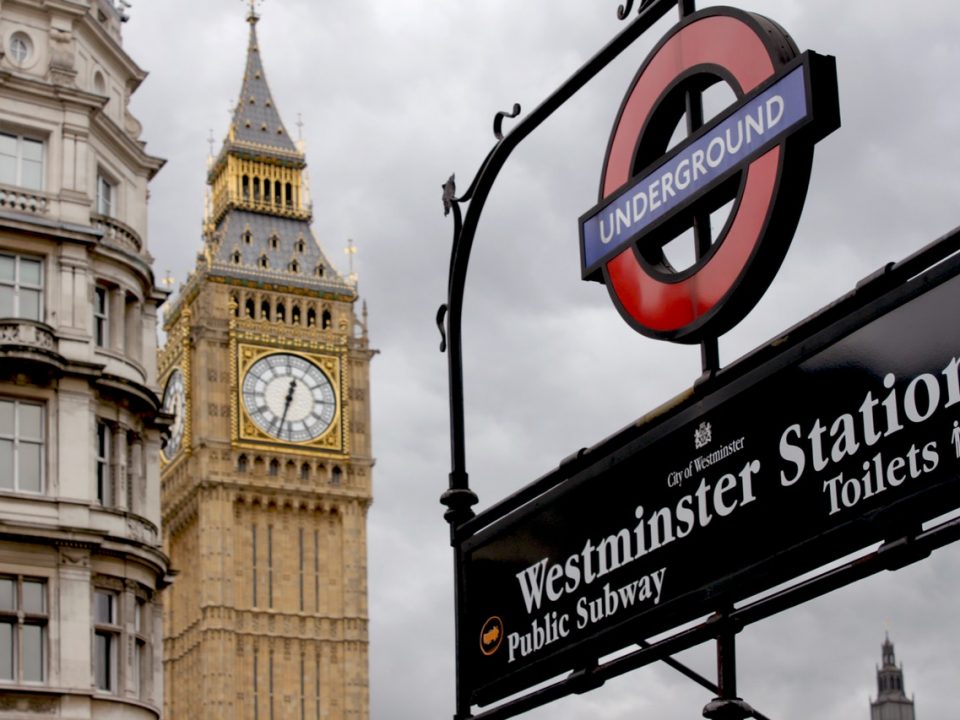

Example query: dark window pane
[19,404,42,439]
[94,591,114,624]
[20,289,40,320]
[0,622,12,680]
[0,286,13,317]
[22,624,43,681]
[19,258,41,286]
[0,401,13,436]
[21,580,43,614]
[0,255,14,283]
[94,631,111,690]
[0,578,13,611]
[0,439,13,488]
[19,442,42,493]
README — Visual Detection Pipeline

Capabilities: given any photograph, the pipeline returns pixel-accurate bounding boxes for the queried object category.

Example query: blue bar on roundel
[580,64,808,275]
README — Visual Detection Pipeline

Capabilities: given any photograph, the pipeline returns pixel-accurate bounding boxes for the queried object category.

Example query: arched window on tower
[307,308,316,327]
[331,466,342,486]
[242,175,250,201]
[263,179,272,204]
[285,183,293,208]
[289,260,300,274]
[245,298,256,318]
[315,264,324,278]
[299,462,310,481]
[276,303,285,322]
[237,455,248,473]
[230,294,240,317]
[295,238,305,253]
[292,306,301,325]
[253,177,261,203]
[260,300,270,320]
[258,255,269,269]
[268,459,280,477]
[242,230,252,245]
[232,250,242,264]
[269,234,279,250]
[274,182,282,206]
[322,310,332,330]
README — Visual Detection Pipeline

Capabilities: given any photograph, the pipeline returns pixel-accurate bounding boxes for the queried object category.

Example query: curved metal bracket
[617,0,655,20]
[494,103,522,140]
[440,0,681,533]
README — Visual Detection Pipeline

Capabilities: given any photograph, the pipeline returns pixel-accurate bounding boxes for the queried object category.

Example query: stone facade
[159,10,374,720]
[0,1,168,718]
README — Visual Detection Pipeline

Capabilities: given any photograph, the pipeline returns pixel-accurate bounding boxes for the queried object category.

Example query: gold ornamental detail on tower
[232,341,348,456]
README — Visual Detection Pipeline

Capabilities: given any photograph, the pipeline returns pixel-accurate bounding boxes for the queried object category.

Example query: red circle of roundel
[600,9,813,343]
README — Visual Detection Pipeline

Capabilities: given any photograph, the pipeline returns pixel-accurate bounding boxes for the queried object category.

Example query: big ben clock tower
[158,8,374,720]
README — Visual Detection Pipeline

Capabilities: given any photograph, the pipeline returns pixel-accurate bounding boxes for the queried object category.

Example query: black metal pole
[676,0,721,379]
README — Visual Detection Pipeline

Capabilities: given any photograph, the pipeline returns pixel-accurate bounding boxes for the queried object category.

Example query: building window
[267,525,274,609]
[251,525,258,607]
[94,286,108,347]
[96,422,111,505]
[0,399,44,494]
[0,253,43,321]
[0,132,43,190]
[8,33,33,66]
[0,575,46,683]
[331,466,342,486]
[93,589,119,692]
[133,597,147,698]
[96,174,115,216]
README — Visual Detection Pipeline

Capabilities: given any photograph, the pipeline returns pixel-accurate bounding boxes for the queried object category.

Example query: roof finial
[345,238,359,286]
[245,0,263,24]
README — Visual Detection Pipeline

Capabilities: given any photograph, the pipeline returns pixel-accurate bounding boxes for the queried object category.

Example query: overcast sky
[124,2,960,718]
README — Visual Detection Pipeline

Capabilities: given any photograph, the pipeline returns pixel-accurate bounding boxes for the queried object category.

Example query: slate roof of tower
[223,11,299,159]
[207,210,351,293]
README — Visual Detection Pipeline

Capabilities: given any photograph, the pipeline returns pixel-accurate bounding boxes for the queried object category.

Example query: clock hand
[278,378,297,438]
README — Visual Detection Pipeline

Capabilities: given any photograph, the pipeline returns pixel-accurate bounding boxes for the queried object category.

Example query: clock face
[241,353,336,442]
[161,369,186,460]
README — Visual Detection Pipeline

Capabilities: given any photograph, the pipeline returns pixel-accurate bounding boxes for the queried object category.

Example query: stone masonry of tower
[871,636,916,720]
[158,9,374,720]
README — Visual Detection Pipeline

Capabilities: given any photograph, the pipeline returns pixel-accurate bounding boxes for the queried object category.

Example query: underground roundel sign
[579,7,840,343]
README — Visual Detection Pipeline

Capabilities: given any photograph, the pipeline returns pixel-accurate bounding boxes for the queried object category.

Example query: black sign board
[462,244,960,706]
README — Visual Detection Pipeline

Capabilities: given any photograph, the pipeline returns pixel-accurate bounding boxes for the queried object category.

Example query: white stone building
[0,0,168,717]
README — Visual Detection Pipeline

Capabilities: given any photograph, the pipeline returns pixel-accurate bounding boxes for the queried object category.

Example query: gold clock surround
[232,340,347,455]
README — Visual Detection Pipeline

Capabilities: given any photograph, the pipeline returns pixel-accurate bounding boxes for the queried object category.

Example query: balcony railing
[0,319,57,353]
[0,185,49,215]
[91,213,143,255]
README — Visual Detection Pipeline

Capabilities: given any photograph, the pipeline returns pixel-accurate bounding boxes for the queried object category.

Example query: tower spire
[200,8,353,298]
[870,636,916,720]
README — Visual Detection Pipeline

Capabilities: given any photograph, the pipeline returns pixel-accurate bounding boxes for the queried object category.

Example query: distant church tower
[159,7,374,720]
[870,636,916,720]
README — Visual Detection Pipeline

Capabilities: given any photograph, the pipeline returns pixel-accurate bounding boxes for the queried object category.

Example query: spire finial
[345,238,359,286]
[245,0,262,24]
